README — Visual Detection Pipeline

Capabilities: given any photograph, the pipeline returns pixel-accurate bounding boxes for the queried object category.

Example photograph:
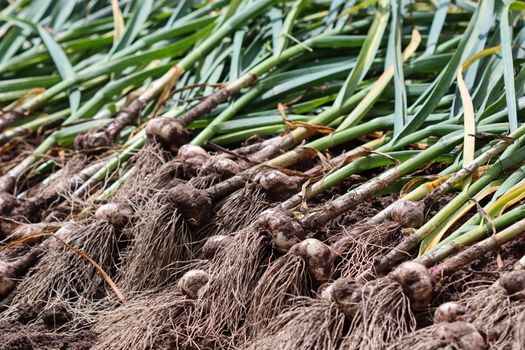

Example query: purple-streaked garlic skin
[289,238,333,284]
[434,302,466,323]
[178,269,209,299]
[434,321,485,350]
[178,144,209,162]
[498,270,525,300]
[257,208,304,252]
[392,261,433,310]
[146,117,188,151]
[202,235,233,259]
[167,184,213,227]
[74,129,112,152]
[254,170,300,195]
[95,202,134,227]
[318,282,334,301]
[390,200,425,229]
[323,277,363,319]
[177,144,210,175]
[0,191,17,215]
[202,157,241,177]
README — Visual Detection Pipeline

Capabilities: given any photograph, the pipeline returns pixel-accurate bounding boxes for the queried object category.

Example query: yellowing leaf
[111,0,125,45]
[457,45,502,189]
[421,182,500,254]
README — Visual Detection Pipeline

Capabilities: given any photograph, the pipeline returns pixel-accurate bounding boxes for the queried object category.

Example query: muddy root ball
[146,117,189,151]
[0,191,17,215]
[202,157,241,178]
[74,129,112,152]
[321,277,363,318]
[254,170,300,195]
[257,208,305,252]
[392,261,433,310]
[168,184,213,227]
[202,235,233,259]
[95,202,134,227]
[289,238,333,284]
[434,302,466,323]
[0,260,16,298]
[177,144,210,175]
[434,321,486,350]
[178,269,209,299]
[390,200,425,229]
[498,270,525,300]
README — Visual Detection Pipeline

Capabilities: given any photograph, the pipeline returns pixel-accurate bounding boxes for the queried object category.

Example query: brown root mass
[118,196,191,292]
[189,229,272,348]
[244,253,308,340]
[93,287,193,350]
[244,298,346,350]
[196,184,271,238]
[8,218,123,324]
[342,277,417,350]
[333,220,401,279]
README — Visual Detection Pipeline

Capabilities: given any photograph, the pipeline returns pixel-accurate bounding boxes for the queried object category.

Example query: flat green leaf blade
[500,1,519,132]
[333,0,389,109]
[110,0,154,56]
[37,26,81,113]
[392,0,487,145]
[424,0,450,55]
[390,0,408,137]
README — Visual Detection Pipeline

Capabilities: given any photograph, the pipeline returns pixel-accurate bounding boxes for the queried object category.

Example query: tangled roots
[187,174,221,189]
[189,229,272,347]
[244,298,346,350]
[333,221,401,279]
[119,195,192,292]
[93,287,193,350]
[196,185,271,238]
[244,253,308,339]
[9,218,122,323]
[514,311,525,349]
[246,237,333,336]
[343,275,419,349]
[462,279,524,346]
[112,141,176,205]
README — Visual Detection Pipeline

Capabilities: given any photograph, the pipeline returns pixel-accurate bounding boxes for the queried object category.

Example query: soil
[0,301,96,350]
[0,320,96,350]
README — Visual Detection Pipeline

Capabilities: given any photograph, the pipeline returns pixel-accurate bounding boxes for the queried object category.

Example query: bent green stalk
[372,140,525,276]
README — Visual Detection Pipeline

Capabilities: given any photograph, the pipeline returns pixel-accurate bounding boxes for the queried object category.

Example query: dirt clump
[0,320,96,350]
